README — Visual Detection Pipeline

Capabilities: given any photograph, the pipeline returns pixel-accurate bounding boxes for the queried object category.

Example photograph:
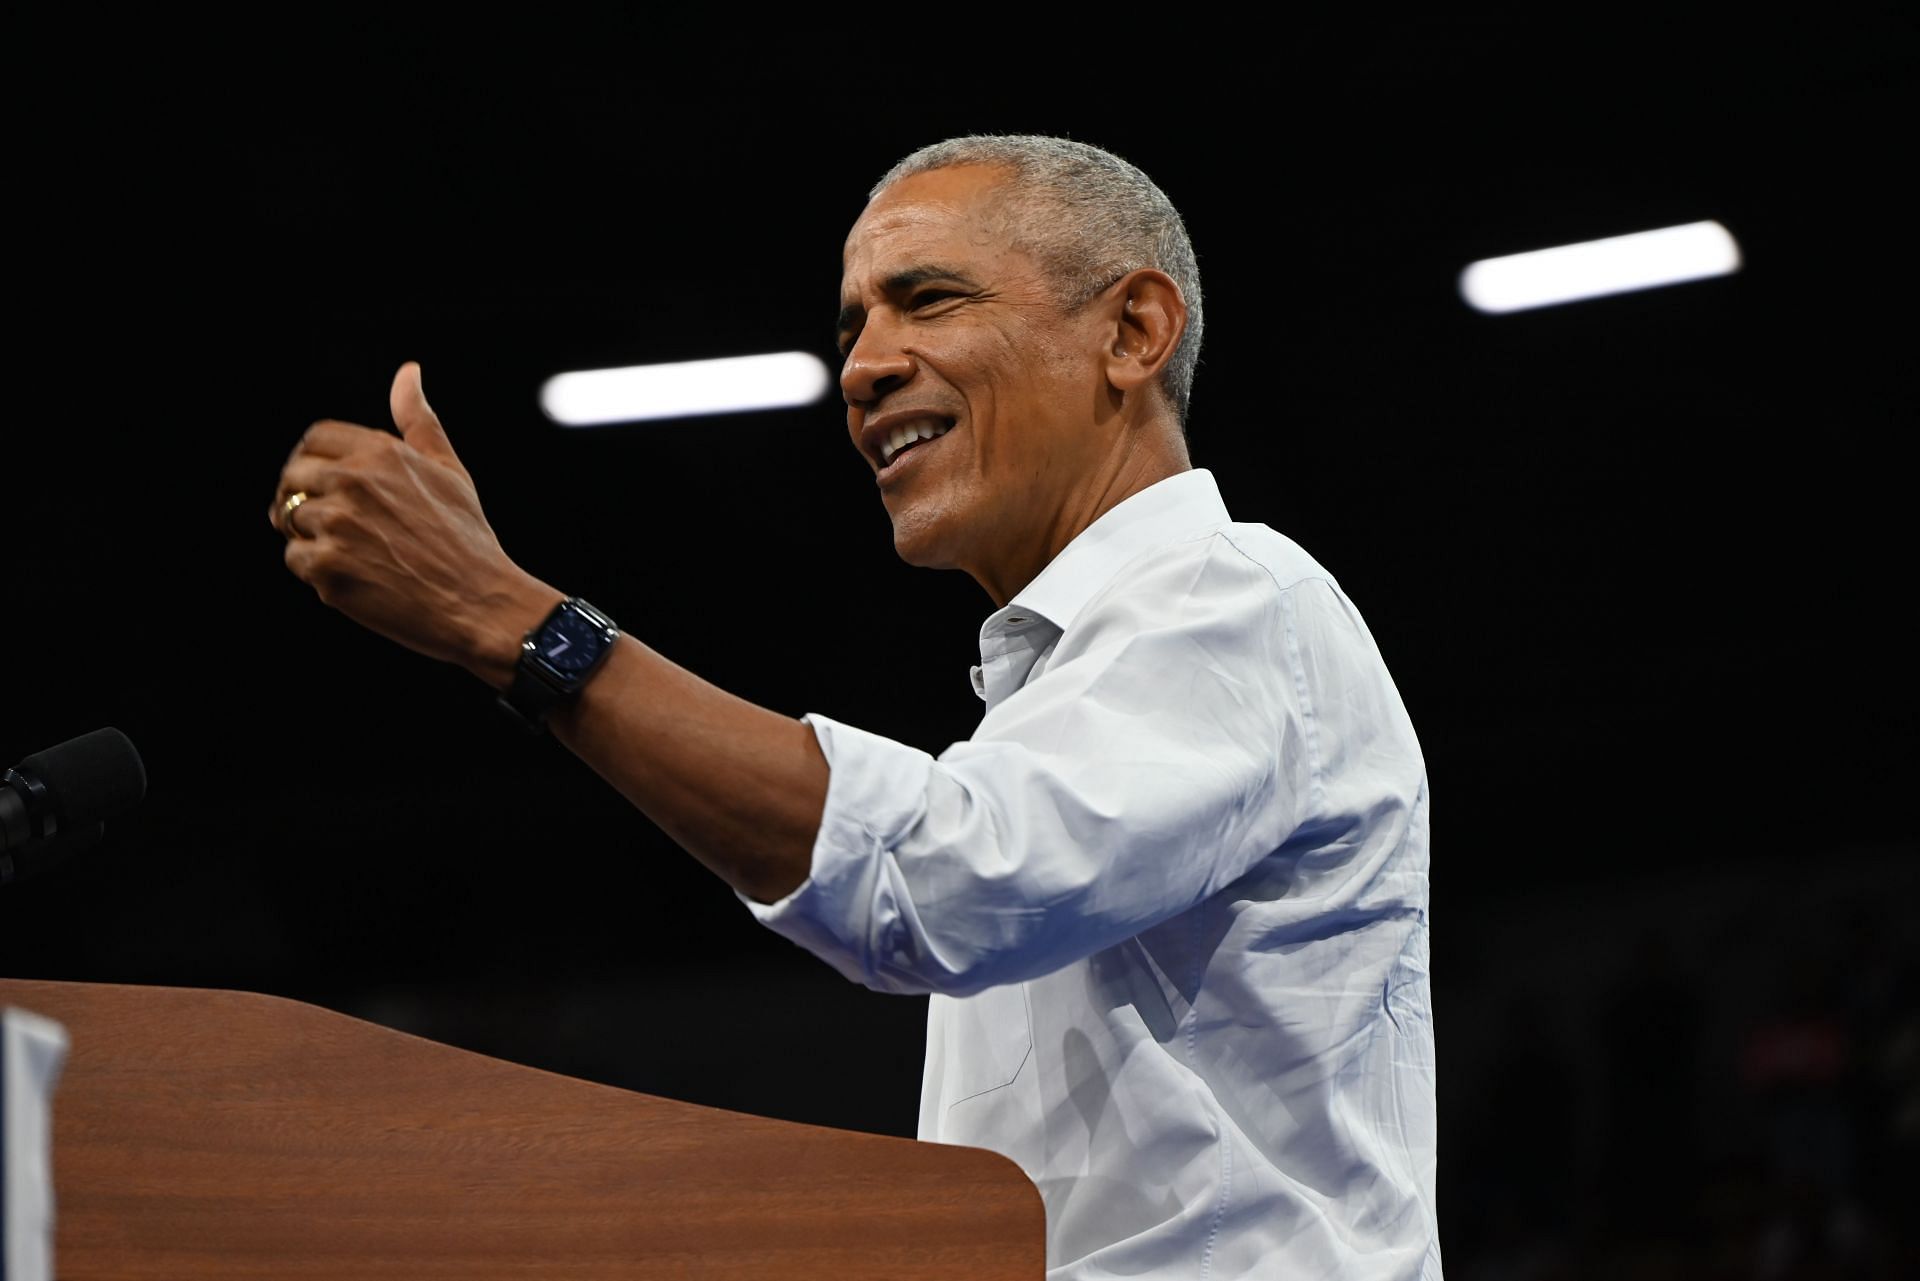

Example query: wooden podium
[0,979,1044,1279]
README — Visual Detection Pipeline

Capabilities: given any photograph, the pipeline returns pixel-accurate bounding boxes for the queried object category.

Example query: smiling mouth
[878,416,956,468]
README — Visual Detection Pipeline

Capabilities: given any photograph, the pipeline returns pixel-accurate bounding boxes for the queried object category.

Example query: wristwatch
[497,597,621,734]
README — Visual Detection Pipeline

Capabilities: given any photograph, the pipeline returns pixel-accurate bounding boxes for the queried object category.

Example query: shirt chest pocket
[940,982,1034,1107]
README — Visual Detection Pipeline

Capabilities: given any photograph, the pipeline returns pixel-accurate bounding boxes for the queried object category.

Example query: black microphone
[0,727,147,887]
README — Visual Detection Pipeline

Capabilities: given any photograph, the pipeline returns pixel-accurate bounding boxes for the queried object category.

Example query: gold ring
[280,490,311,538]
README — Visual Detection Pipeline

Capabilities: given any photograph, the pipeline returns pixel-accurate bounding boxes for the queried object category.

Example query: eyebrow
[835,265,983,342]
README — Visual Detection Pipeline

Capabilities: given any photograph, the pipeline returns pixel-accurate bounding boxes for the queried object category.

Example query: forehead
[840,165,1018,294]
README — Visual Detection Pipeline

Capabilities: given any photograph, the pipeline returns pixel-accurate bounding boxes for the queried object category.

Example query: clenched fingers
[268,420,397,534]
[290,419,384,462]
[279,499,353,600]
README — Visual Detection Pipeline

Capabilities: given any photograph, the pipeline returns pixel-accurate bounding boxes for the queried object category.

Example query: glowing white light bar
[1460,220,1742,314]
[540,351,832,426]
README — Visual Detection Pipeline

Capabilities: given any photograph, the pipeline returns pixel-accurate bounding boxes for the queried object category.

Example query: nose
[840,315,915,408]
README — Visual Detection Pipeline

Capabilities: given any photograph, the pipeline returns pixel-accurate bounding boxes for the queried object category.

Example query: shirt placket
[970,618,1054,712]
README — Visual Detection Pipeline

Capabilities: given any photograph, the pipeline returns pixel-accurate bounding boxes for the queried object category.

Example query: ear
[1100,269,1188,403]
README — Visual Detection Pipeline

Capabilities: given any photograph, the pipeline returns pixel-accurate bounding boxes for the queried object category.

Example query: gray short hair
[871,135,1204,426]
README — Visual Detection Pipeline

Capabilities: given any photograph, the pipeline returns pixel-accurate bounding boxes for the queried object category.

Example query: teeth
[879,418,952,465]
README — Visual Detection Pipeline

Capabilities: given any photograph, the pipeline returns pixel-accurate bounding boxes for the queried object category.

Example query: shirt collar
[982,469,1232,640]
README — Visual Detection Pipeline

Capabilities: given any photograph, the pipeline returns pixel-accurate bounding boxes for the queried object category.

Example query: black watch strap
[500,662,571,732]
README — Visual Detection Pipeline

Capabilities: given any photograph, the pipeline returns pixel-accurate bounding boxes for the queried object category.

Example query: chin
[890,523,947,569]
[886,502,963,571]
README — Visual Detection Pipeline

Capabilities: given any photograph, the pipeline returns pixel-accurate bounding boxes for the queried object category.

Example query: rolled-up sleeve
[744,537,1325,995]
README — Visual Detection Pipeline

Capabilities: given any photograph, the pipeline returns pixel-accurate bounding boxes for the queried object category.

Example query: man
[269,136,1440,1278]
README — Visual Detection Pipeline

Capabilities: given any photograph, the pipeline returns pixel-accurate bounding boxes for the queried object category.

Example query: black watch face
[535,608,612,677]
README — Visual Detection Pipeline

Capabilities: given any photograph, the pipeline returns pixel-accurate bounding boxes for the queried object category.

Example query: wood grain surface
[0,979,1044,1279]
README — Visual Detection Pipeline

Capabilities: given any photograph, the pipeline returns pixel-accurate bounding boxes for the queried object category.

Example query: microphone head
[17,727,147,825]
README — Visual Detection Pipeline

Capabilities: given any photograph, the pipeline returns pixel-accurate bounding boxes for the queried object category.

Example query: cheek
[954,337,1047,460]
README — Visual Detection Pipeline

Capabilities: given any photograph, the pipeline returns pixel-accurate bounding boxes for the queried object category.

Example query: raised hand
[270,362,559,682]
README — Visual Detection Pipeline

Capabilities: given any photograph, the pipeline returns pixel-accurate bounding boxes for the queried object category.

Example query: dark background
[5,14,1915,1277]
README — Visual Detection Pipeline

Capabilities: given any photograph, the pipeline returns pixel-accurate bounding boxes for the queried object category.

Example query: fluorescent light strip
[1460,220,1742,314]
[541,351,832,426]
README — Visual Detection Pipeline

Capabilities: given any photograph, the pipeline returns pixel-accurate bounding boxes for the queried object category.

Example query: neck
[970,418,1191,607]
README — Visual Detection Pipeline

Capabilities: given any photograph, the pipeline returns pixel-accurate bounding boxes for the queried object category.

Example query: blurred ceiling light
[1460,220,1742,314]
[541,352,833,426]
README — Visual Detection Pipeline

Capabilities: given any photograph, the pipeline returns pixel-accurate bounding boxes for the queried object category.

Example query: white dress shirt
[747,469,1440,1279]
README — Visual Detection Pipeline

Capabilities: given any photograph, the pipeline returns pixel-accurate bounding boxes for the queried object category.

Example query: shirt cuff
[737,713,935,988]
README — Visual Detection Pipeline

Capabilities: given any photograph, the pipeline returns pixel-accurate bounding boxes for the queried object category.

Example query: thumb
[389,361,460,464]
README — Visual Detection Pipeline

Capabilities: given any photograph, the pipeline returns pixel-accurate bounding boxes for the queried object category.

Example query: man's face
[837,165,1112,601]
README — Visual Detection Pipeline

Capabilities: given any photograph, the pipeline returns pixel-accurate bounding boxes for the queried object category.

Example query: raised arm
[269,362,824,903]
